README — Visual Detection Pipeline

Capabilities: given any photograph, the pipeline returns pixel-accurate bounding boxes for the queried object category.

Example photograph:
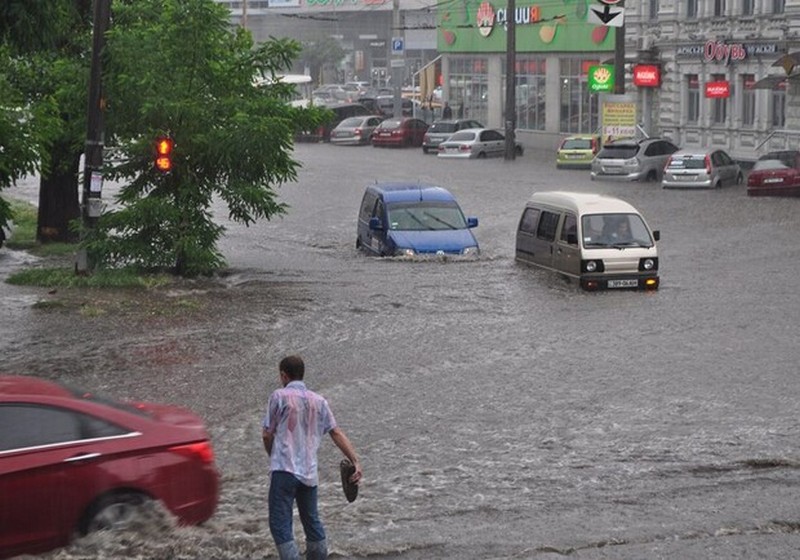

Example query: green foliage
[87,0,326,276]
[298,34,346,85]
[2,197,80,255]
[7,266,171,289]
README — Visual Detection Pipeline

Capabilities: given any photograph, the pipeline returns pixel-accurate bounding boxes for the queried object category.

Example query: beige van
[515,192,660,290]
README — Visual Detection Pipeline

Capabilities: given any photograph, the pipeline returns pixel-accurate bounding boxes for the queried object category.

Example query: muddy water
[3,143,800,558]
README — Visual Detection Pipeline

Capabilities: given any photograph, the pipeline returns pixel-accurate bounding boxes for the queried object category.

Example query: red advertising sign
[705,81,730,98]
[633,65,661,87]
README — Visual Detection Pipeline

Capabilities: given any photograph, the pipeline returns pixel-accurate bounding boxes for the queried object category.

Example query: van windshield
[581,213,653,248]
[387,202,467,231]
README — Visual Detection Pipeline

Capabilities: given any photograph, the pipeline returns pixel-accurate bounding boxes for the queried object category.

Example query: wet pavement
[2,142,800,559]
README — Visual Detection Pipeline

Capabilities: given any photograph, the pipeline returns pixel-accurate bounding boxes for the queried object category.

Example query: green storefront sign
[588,65,615,92]
[438,0,615,53]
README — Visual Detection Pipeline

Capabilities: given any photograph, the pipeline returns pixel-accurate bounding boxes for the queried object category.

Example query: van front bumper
[580,274,659,291]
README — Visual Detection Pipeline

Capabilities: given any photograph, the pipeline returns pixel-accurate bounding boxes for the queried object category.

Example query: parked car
[356,182,480,257]
[0,375,219,558]
[437,128,523,159]
[296,102,371,142]
[747,150,800,197]
[662,149,743,189]
[330,115,384,146]
[556,135,600,169]
[590,137,679,182]
[422,119,484,154]
[371,117,428,147]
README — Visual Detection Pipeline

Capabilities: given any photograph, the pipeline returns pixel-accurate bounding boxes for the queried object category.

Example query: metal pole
[392,0,403,118]
[504,0,517,160]
[613,2,625,94]
[76,0,111,274]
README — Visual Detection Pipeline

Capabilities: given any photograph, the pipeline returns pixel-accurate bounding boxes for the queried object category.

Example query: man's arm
[262,428,274,456]
[329,427,362,483]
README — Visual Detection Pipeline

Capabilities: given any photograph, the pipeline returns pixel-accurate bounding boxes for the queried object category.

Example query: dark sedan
[371,117,429,148]
[0,375,219,558]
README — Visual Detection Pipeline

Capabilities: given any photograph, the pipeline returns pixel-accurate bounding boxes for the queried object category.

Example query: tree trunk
[37,141,81,243]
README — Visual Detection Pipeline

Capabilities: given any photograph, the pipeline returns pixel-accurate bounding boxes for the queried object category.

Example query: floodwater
[2,142,800,559]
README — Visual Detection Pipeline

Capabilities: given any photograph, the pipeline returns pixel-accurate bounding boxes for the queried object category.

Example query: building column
[545,56,561,133]
[488,56,503,129]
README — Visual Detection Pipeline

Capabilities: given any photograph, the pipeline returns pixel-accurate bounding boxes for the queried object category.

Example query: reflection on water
[8,144,800,558]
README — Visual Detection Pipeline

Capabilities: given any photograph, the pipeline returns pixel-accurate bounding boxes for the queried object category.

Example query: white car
[437,128,523,159]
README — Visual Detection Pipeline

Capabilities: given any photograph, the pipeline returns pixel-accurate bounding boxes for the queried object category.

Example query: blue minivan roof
[367,183,455,204]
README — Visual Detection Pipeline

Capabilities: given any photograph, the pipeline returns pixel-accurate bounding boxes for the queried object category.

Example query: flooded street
[2,142,800,558]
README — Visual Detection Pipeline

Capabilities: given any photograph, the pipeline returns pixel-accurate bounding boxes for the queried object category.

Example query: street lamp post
[504,0,517,160]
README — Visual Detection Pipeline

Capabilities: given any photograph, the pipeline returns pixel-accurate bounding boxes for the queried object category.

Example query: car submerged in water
[356,183,479,257]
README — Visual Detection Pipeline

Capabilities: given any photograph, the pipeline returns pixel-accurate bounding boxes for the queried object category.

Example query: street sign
[390,58,405,68]
[597,0,622,4]
[391,37,404,54]
[588,65,615,93]
[588,4,624,27]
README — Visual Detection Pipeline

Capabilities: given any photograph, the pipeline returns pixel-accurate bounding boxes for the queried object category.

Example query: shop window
[686,74,700,124]
[687,0,698,17]
[741,75,755,127]
[714,0,726,16]
[559,59,599,134]
[506,57,546,131]
[773,0,785,14]
[772,87,786,127]
[742,0,754,15]
[448,56,489,125]
[710,74,728,125]
[649,0,659,20]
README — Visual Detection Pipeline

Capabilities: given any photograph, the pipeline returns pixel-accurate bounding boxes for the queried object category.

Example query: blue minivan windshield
[388,202,467,231]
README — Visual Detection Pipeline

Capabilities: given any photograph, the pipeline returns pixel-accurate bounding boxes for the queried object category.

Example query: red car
[0,375,219,558]
[747,150,800,197]
[371,117,429,148]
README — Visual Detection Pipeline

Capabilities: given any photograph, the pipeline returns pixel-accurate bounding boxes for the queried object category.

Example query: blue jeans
[269,471,326,548]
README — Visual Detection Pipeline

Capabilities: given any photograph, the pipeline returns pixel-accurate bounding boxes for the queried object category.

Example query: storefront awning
[751,75,787,89]
[772,51,800,75]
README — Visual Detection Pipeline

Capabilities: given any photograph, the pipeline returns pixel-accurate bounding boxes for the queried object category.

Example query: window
[0,405,127,451]
[536,211,560,242]
[508,57,546,131]
[449,57,489,125]
[560,214,578,245]
[714,0,726,16]
[773,0,785,14]
[687,0,698,17]
[519,208,540,234]
[710,74,728,125]
[742,0,754,15]
[559,59,600,134]
[772,86,786,127]
[649,0,659,19]
[686,75,700,123]
[741,74,755,127]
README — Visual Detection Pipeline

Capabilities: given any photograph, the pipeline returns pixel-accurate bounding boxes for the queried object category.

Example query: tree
[86,0,326,276]
[297,34,346,86]
[0,0,86,239]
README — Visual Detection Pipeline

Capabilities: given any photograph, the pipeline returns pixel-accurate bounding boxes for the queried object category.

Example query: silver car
[437,128,523,159]
[329,115,384,146]
[422,119,484,154]
[662,149,743,189]
[591,137,679,182]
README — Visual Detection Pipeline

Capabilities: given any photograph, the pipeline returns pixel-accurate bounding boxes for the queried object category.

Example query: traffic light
[154,136,174,173]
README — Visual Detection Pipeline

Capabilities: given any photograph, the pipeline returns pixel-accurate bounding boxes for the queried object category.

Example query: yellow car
[556,135,600,169]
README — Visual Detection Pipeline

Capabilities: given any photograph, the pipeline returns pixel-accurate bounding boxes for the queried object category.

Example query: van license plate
[608,279,639,288]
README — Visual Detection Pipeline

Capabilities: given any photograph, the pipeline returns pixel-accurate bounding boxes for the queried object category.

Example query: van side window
[536,211,559,241]
[373,199,385,222]
[360,193,376,221]
[560,213,578,245]
[519,208,540,234]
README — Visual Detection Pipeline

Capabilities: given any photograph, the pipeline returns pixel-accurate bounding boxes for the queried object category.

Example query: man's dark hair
[280,355,305,380]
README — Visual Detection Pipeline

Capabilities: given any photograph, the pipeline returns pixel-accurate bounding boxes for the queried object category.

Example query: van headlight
[582,259,604,273]
[586,260,597,272]
[461,246,479,256]
[395,247,416,257]
[638,257,658,271]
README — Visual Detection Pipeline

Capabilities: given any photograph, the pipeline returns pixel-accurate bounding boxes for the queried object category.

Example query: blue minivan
[356,183,480,257]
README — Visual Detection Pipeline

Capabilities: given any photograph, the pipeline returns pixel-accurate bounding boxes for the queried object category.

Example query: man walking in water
[262,355,362,560]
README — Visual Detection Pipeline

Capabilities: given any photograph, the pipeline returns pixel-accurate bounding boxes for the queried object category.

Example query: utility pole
[504,0,517,160]
[76,0,111,274]
[613,1,625,94]
[391,0,403,118]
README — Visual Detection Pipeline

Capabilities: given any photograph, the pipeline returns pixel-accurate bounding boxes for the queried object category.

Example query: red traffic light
[155,136,174,172]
